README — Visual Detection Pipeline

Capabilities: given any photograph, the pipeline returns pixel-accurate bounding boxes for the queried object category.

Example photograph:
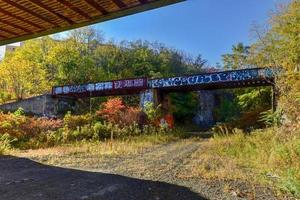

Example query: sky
[0,0,289,65]
[91,0,287,65]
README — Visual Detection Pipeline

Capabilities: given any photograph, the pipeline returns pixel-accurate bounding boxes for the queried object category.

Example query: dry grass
[179,128,300,198]
[0,140,11,155]
[6,127,299,198]
[178,140,251,181]
[11,134,178,169]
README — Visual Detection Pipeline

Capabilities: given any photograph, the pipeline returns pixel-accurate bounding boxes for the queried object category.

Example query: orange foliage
[0,112,63,138]
[97,98,140,127]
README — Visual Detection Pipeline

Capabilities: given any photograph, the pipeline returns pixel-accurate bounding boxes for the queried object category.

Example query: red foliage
[97,98,125,123]
[97,98,140,126]
[235,109,266,129]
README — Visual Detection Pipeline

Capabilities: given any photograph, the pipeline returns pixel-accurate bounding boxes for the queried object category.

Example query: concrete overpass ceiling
[0,0,185,45]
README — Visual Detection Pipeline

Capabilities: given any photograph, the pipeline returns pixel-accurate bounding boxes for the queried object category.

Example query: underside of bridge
[0,0,184,45]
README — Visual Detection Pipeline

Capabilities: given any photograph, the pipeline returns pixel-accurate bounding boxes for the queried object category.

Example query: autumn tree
[249,0,300,121]
[0,51,48,100]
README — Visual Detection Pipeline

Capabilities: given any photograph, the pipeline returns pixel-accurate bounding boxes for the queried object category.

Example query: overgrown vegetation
[185,126,300,197]
[0,29,207,109]
[0,0,299,198]
[0,99,185,151]
[204,1,300,197]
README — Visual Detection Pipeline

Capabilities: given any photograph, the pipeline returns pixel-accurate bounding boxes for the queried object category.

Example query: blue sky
[91,0,288,66]
[0,0,289,64]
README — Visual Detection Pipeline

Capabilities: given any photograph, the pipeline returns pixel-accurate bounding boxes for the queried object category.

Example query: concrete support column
[160,92,171,116]
[193,90,216,129]
[139,89,159,110]
[139,89,171,112]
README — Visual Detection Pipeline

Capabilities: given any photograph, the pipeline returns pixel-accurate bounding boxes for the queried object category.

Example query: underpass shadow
[0,156,207,200]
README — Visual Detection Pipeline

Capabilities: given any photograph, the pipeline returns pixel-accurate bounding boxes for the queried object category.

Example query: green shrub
[13,107,25,117]
[143,102,162,124]
[170,92,198,123]
[280,169,300,197]
[259,109,283,127]
[92,121,111,139]
[214,97,240,122]
[63,112,93,130]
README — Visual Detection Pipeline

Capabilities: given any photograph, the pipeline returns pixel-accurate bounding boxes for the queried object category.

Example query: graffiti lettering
[53,82,113,95]
[95,82,113,91]
[52,68,274,96]
[113,78,146,89]
[150,69,264,88]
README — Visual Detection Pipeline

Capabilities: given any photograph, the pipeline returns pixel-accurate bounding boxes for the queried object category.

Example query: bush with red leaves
[96,97,140,127]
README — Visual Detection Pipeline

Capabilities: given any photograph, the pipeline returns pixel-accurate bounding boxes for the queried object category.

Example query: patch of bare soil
[1,139,293,200]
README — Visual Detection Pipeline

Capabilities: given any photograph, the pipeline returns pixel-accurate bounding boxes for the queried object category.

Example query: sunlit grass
[180,127,300,197]
[11,133,180,169]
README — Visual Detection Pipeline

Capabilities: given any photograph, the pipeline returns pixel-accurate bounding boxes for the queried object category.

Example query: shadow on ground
[0,156,207,200]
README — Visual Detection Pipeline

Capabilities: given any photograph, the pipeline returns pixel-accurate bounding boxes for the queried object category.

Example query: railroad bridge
[0,68,275,127]
[53,67,275,126]
[52,67,274,104]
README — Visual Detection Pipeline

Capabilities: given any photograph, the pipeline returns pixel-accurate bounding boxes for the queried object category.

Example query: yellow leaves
[0,46,49,100]
[273,1,300,34]
[250,0,300,72]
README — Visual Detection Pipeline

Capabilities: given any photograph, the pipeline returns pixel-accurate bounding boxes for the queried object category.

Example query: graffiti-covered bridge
[52,67,274,98]
[52,68,274,98]
[51,67,275,127]
[0,68,275,127]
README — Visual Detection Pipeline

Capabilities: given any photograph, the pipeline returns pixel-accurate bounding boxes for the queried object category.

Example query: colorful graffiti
[52,68,274,96]
[53,78,147,95]
[140,89,155,108]
[150,68,272,88]
[113,78,146,89]
[53,81,113,95]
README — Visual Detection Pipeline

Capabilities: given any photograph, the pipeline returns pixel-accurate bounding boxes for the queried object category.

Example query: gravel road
[0,139,286,200]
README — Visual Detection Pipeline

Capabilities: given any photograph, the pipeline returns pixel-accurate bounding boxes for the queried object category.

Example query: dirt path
[1,139,285,200]
[78,139,281,200]
[110,140,200,180]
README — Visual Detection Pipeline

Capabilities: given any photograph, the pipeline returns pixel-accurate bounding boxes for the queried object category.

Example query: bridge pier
[139,89,159,109]
[193,90,216,128]
[139,89,173,127]
[140,89,171,113]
